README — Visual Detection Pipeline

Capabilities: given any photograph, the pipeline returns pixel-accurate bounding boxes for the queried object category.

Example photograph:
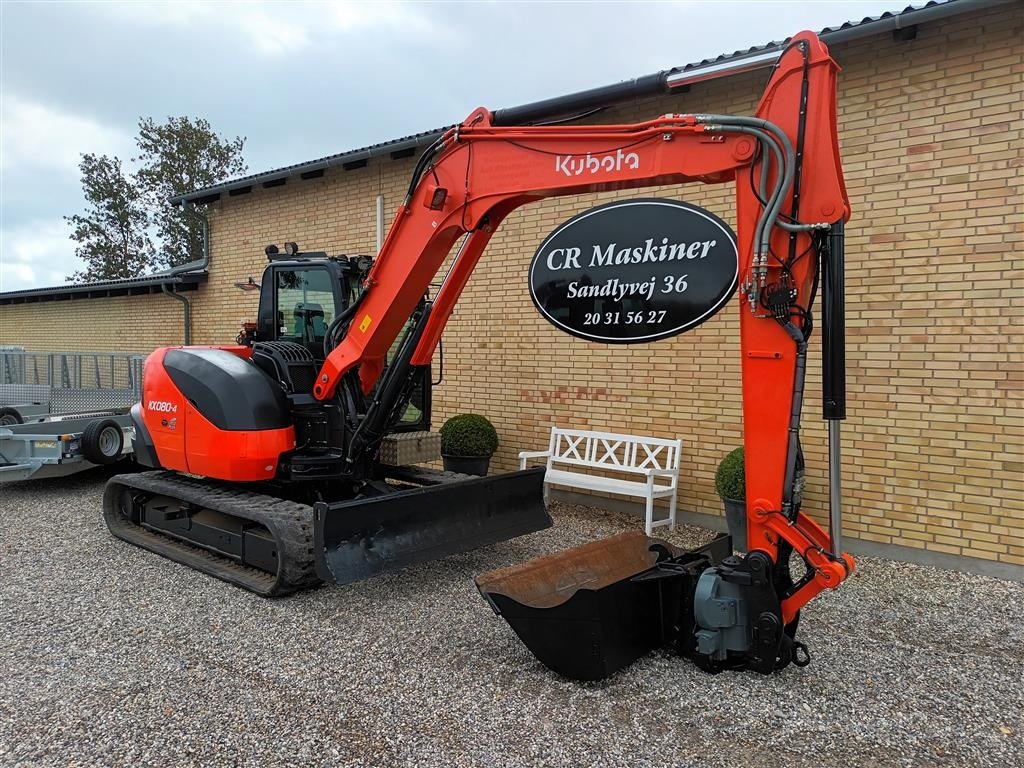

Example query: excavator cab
[256,247,361,360]
[254,248,429,433]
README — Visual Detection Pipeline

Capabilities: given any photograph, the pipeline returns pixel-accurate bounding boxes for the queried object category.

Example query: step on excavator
[106,29,854,677]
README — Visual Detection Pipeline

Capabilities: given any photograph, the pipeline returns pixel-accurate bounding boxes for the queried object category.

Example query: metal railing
[0,350,147,415]
[0,350,145,389]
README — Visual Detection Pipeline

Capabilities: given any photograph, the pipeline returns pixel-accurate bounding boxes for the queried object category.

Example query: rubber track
[103,471,321,597]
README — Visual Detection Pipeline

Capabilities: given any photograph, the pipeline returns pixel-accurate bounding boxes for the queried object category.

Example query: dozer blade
[475,531,732,681]
[314,467,551,584]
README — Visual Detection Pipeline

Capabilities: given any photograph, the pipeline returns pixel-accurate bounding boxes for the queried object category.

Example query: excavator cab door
[256,258,431,432]
[257,262,344,362]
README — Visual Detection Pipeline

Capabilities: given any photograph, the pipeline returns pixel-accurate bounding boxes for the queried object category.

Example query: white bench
[519,427,681,535]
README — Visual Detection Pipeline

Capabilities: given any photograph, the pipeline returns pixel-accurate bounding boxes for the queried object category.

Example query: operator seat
[293,302,326,343]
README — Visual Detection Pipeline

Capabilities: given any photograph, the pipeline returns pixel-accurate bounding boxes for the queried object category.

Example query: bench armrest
[518,450,551,470]
[643,467,679,479]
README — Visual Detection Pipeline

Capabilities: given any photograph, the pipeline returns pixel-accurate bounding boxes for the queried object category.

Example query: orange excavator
[105,31,852,679]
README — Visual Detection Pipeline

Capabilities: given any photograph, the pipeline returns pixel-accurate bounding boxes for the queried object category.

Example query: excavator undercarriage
[104,471,319,596]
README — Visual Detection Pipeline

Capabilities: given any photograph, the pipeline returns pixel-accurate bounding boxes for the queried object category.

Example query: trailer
[0,350,144,425]
[0,412,135,483]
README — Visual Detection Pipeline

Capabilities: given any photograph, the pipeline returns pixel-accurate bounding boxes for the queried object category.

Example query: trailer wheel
[82,419,124,465]
[0,407,23,426]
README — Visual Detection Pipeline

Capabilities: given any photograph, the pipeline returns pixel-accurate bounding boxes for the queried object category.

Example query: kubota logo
[147,400,178,413]
[555,148,641,178]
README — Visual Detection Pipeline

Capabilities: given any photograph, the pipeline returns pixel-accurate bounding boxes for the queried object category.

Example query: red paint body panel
[141,348,188,471]
[181,402,293,481]
[140,346,293,482]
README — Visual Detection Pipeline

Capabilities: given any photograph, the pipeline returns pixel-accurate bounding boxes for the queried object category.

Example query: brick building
[2,0,1020,577]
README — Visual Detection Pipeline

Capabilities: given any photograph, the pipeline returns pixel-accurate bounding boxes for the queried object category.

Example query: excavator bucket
[313,467,551,584]
[475,531,732,680]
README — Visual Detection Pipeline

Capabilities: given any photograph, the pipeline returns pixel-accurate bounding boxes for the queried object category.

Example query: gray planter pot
[721,496,747,553]
[441,454,491,476]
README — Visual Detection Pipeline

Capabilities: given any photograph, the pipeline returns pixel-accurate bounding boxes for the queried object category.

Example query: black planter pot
[442,454,491,476]
[722,496,747,553]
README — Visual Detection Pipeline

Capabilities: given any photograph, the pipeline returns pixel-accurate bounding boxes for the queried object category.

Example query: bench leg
[543,482,551,509]
[669,489,678,530]
[644,494,654,536]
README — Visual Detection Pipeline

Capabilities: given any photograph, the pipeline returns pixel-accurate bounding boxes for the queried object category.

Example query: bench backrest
[547,427,681,474]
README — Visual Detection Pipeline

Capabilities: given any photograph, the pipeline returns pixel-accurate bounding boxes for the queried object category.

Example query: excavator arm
[319,29,852,631]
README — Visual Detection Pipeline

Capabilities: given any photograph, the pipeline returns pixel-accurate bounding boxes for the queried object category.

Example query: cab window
[378,309,430,429]
[275,268,336,355]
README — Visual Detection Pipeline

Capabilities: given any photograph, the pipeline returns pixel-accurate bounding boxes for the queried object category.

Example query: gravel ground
[1,469,1022,768]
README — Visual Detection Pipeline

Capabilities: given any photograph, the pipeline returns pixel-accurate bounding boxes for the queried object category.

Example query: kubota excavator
[105,31,853,678]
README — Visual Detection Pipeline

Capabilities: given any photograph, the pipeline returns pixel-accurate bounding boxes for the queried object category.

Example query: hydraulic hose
[699,114,825,239]
[705,123,788,260]
[345,303,433,465]
[404,137,447,205]
[779,319,808,520]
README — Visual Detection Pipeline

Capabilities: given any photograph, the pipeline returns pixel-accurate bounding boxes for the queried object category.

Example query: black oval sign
[528,198,738,343]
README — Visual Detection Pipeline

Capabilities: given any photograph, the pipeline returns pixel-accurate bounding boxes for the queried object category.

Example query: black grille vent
[251,342,317,395]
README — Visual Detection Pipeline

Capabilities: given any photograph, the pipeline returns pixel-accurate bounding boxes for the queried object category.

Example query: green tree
[134,116,247,268]
[65,153,154,282]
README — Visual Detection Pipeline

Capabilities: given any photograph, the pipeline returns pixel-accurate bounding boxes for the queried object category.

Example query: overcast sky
[1,0,898,292]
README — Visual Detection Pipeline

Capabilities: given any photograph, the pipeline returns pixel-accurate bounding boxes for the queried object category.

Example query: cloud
[84,1,213,27]
[82,1,308,56]
[236,9,311,56]
[324,1,446,38]
[0,218,79,292]
[0,95,133,175]
[80,1,442,58]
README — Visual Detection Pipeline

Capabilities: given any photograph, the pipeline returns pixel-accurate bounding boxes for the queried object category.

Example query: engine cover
[139,346,295,481]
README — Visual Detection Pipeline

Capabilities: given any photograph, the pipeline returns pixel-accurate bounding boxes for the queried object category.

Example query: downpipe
[161,284,192,345]
[161,201,211,346]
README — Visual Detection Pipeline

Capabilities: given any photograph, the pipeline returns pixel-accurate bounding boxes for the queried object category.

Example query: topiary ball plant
[714,447,745,501]
[439,414,499,458]
[715,447,748,552]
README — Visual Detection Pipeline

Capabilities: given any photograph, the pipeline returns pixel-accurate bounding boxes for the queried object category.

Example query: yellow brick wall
[2,7,1020,569]
[0,292,188,354]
